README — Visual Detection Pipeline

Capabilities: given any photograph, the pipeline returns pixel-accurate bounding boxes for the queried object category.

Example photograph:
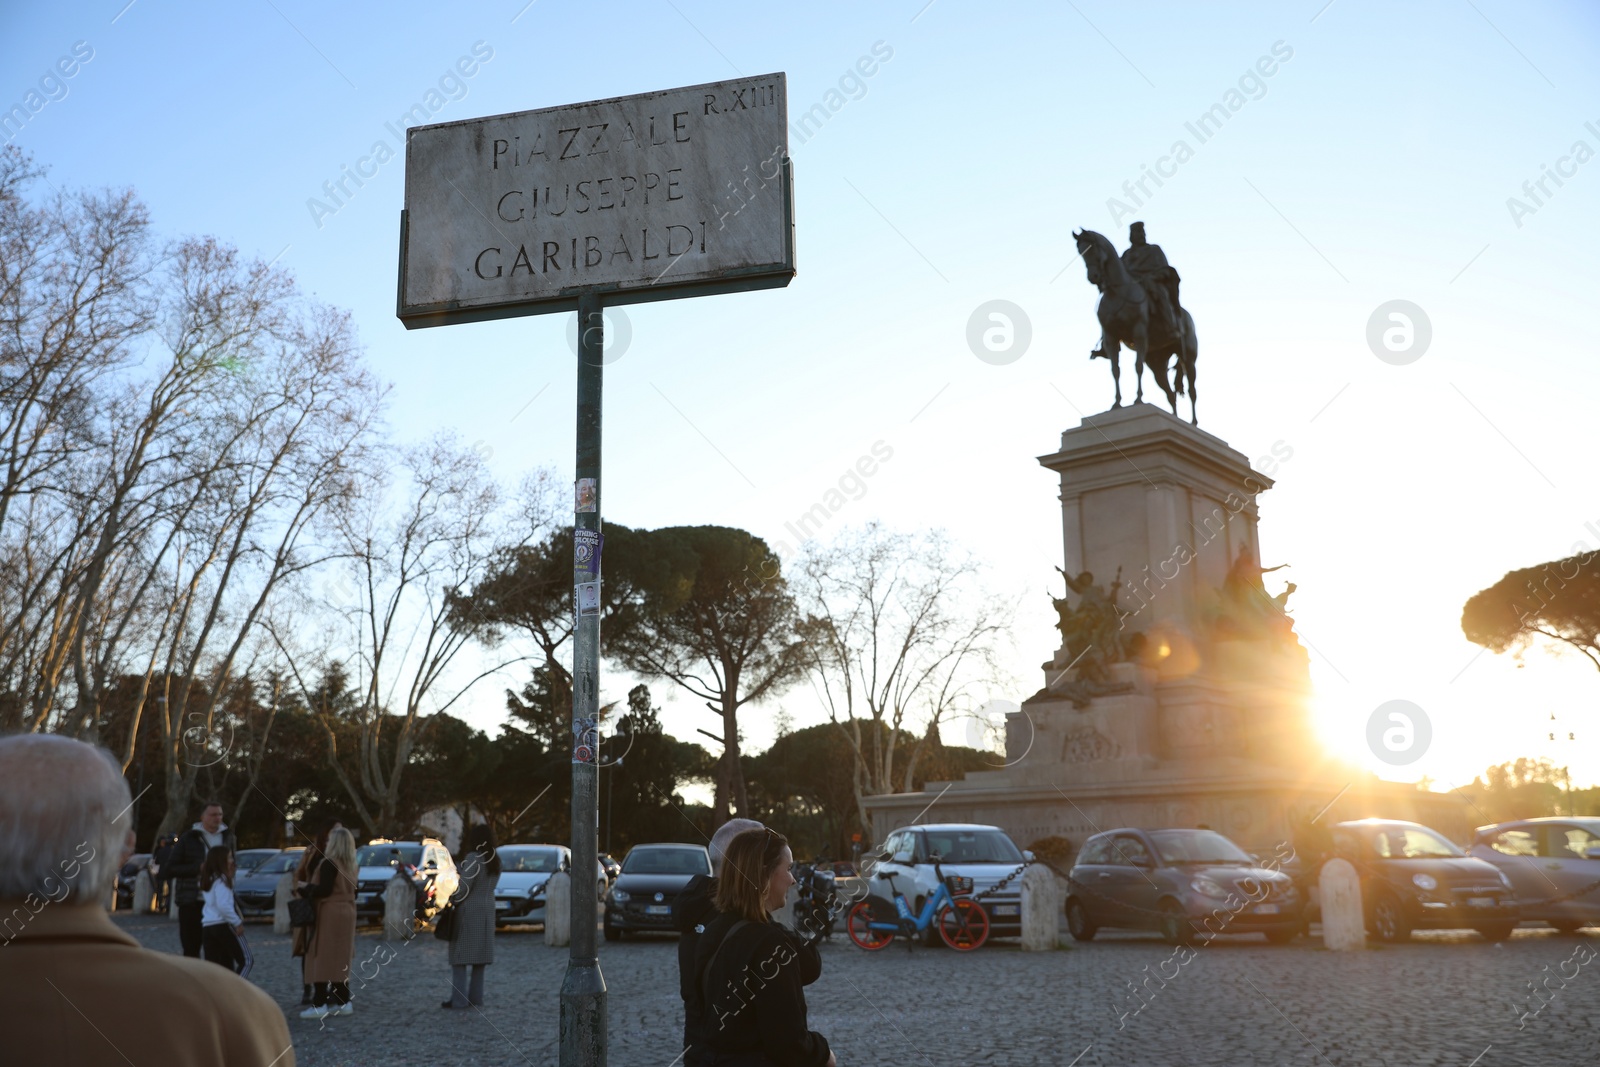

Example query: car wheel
[1549,920,1584,934]
[603,920,620,942]
[1264,928,1298,945]
[1369,893,1411,943]
[1066,899,1098,941]
[1475,923,1516,943]
[1159,901,1194,947]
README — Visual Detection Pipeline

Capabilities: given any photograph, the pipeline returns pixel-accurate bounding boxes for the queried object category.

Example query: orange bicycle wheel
[937,898,990,951]
[846,901,896,950]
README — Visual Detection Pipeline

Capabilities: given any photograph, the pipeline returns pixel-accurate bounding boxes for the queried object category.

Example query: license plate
[992,905,1019,916]
[646,905,671,916]
[1253,903,1280,915]
[1467,896,1494,907]
[495,902,510,911]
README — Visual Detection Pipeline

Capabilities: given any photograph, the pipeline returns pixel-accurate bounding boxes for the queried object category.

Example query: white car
[352,839,458,920]
[493,844,608,928]
[868,823,1030,940]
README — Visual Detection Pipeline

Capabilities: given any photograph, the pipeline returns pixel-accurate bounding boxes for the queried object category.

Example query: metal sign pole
[561,292,606,1066]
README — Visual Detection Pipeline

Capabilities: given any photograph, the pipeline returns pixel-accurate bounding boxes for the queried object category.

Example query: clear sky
[6,1,1599,796]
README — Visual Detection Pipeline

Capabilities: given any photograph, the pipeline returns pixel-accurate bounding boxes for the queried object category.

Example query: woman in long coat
[443,824,500,1009]
[300,827,358,1019]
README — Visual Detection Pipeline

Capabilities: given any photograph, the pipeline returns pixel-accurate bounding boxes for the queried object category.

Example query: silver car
[1469,817,1600,932]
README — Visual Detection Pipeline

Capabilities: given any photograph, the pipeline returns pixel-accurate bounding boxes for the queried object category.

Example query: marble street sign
[398,74,794,327]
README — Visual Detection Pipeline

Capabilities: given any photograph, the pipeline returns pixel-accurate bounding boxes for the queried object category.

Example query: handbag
[434,904,459,941]
[288,897,316,929]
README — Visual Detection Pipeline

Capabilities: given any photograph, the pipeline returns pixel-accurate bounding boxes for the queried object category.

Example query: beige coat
[1,899,293,1066]
[301,858,357,985]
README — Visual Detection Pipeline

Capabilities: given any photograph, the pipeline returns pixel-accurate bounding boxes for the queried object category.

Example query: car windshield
[499,848,563,873]
[919,830,1024,864]
[356,845,423,868]
[252,851,302,875]
[235,850,277,871]
[1150,830,1254,865]
[1370,826,1463,859]
[622,848,709,875]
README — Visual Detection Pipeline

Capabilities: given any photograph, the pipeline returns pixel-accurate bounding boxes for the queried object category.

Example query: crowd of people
[2,733,832,1066]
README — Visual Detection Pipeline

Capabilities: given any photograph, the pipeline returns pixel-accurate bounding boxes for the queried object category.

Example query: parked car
[1331,819,1519,942]
[233,848,305,918]
[597,852,621,884]
[114,854,152,910]
[603,842,711,941]
[1468,816,1600,933]
[234,848,280,873]
[1066,828,1302,945]
[493,844,607,928]
[352,839,458,920]
[871,824,1028,941]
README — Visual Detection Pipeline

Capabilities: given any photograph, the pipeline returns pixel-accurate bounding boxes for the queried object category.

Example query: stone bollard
[1319,858,1365,951]
[1020,864,1062,950]
[544,872,572,947]
[169,884,179,920]
[384,874,415,941]
[133,869,155,914]
[274,871,296,935]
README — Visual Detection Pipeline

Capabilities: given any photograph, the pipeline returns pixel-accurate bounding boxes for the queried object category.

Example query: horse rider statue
[1072,222,1199,424]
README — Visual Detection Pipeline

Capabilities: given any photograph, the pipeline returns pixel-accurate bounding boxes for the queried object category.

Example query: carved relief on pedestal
[1061,726,1121,764]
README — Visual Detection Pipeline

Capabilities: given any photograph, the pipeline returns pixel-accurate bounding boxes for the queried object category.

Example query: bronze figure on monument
[1073,222,1199,425]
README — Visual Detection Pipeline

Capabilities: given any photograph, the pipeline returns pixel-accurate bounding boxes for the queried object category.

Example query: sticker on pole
[398,74,795,328]
[576,581,601,616]
[574,528,603,577]
[576,477,597,513]
[573,716,598,764]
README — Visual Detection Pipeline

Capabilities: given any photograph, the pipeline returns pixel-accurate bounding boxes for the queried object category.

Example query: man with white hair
[0,734,294,1066]
[673,818,764,1066]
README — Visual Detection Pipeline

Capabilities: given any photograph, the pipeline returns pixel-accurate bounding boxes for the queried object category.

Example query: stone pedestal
[1319,859,1365,951]
[544,872,572,947]
[133,869,155,914]
[383,875,415,941]
[1019,865,1061,951]
[862,404,1472,868]
[273,872,295,935]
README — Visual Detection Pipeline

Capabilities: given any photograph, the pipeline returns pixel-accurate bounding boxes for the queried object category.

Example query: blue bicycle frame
[849,858,989,950]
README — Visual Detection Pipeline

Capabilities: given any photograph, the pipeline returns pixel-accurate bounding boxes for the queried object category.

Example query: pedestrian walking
[442,824,500,1009]
[299,827,357,1020]
[150,832,176,912]
[163,801,238,957]
[292,821,341,1005]
[200,846,251,977]
[694,828,834,1067]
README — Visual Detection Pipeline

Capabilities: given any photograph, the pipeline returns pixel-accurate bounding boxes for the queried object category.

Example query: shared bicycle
[845,855,990,951]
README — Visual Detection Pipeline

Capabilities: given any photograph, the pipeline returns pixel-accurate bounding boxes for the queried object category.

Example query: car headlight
[1412,874,1437,891]
[610,889,629,903]
[1190,877,1228,898]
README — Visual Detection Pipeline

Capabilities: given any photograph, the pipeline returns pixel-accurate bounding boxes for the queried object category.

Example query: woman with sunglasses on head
[694,828,835,1067]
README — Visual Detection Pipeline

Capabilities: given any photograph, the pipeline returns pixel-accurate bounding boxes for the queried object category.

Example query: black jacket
[674,874,721,1062]
[694,913,828,1067]
[162,825,237,905]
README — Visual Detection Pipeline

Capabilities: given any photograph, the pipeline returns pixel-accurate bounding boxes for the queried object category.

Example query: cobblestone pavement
[117,914,1594,1067]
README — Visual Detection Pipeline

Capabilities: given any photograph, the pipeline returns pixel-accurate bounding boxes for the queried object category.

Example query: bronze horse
[1073,228,1198,424]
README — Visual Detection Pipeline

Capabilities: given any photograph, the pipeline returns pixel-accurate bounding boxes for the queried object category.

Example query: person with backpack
[694,828,834,1067]
[162,801,238,957]
[200,846,250,977]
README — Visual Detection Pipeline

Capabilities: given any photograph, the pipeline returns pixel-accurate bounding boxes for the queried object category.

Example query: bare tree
[274,436,521,837]
[794,523,1010,826]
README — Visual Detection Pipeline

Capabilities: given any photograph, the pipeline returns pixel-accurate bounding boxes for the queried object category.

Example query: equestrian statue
[1073,222,1199,425]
